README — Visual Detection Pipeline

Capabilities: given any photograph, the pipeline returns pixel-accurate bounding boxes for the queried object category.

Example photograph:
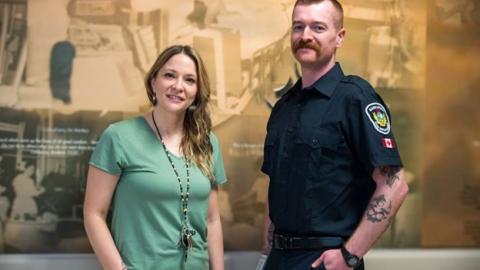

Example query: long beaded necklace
[151,111,196,262]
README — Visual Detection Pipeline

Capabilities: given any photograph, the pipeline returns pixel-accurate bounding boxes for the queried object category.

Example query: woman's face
[152,53,198,114]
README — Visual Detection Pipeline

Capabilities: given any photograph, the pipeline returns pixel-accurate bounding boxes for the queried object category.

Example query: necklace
[151,111,196,262]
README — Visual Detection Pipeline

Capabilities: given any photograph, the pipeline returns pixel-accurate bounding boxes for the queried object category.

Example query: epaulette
[341,75,375,95]
[343,75,390,111]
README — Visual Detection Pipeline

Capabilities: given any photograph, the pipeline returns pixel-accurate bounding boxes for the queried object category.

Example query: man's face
[291,1,345,68]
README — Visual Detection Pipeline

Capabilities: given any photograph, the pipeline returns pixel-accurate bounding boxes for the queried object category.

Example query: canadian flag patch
[381,138,396,149]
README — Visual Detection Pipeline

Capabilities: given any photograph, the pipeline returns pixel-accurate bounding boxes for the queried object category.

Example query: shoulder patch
[365,102,390,134]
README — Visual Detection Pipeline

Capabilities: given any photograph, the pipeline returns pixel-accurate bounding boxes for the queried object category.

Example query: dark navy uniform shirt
[261,63,402,237]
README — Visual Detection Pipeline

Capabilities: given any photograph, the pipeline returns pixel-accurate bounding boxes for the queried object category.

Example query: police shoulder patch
[365,102,390,134]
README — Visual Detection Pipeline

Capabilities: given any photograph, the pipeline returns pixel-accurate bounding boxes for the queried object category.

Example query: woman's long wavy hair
[145,45,214,180]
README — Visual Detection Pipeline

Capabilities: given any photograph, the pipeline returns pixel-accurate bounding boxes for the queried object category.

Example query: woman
[84,45,226,270]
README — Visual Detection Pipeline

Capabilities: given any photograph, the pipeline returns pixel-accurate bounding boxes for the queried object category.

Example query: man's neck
[301,59,336,88]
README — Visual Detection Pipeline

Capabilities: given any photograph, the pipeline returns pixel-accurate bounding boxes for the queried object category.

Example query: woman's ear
[150,77,156,90]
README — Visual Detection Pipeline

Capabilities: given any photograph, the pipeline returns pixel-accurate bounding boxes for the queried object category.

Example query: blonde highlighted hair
[145,45,214,180]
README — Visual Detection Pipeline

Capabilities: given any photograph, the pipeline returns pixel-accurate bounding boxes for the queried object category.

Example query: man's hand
[311,249,352,270]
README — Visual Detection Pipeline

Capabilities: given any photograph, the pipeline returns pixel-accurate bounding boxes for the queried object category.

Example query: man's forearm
[344,166,409,257]
[261,203,274,255]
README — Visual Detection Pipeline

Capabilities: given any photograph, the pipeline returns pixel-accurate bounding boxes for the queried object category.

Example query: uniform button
[288,127,294,133]
[312,139,318,145]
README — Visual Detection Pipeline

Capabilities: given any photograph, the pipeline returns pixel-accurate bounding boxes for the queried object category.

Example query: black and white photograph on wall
[0,108,126,253]
[435,0,480,26]
[0,0,432,253]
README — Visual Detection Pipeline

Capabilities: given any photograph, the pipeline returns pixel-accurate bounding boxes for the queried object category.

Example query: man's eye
[312,26,325,32]
[292,25,304,32]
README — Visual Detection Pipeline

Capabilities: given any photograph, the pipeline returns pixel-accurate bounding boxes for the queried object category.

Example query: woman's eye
[164,73,175,78]
[185,78,196,84]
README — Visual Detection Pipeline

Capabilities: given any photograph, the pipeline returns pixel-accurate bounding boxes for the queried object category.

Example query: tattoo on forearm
[380,166,401,187]
[366,194,392,223]
[380,216,395,234]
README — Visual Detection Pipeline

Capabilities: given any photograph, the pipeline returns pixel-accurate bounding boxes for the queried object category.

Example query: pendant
[178,225,196,261]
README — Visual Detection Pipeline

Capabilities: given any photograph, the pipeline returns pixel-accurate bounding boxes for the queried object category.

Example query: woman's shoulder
[209,131,220,146]
[107,116,147,133]
[100,116,148,141]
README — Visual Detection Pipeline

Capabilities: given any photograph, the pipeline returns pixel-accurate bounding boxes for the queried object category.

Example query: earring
[152,95,157,105]
[188,105,197,111]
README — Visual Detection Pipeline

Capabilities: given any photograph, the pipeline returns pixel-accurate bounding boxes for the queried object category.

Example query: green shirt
[89,116,227,270]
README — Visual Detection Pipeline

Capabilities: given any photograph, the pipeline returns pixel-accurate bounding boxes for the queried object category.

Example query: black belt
[273,233,343,250]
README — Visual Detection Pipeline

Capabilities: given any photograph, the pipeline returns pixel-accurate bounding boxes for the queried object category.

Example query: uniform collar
[283,79,302,101]
[303,62,344,98]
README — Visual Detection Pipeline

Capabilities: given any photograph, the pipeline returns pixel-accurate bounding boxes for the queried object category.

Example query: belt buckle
[277,235,294,250]
[275,235,284,250]
[286,236,294,249]
[274,234,299,250]
[274,234,285,250]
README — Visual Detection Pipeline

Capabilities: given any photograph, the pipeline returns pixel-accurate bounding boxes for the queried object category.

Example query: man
[259,0,409,269]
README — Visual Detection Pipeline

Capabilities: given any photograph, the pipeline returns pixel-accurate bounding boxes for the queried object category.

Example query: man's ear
[336,28,346,48]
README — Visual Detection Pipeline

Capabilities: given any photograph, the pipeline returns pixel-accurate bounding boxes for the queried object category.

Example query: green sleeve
[89,125,125,175]
[210,133,227,185]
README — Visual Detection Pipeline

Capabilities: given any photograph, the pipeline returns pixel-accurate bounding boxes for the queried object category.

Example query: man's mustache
[292,40,321,53]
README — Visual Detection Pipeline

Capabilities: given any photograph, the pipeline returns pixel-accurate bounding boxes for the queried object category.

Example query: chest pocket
[297,124,355,219]
[292,124,345,179]
[263,128,277,176]
[264,128,289,218]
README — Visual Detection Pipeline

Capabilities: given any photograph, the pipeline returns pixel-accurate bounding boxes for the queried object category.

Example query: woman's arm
[207,187,224,270]
[83,165,125,270]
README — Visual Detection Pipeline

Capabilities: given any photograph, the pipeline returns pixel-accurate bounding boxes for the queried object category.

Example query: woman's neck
[149,108,185,142]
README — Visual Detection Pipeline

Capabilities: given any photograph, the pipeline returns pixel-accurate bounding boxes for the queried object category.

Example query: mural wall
[423,0,480,247]
[0,0,477,253]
